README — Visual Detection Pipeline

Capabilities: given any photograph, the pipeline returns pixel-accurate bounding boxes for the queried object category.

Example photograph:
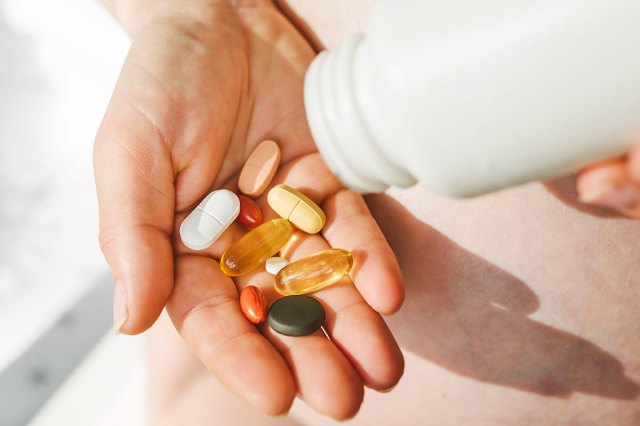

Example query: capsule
[274,249,353,295]
[221,218,293,276]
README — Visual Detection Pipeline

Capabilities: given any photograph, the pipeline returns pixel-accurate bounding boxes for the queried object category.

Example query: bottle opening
[304,34,415,194]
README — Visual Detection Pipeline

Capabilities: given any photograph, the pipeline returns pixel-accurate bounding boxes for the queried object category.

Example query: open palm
[94,0,403,418]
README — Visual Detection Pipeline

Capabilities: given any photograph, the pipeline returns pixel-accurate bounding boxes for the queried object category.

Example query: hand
[94,0,403,418]
[576,144,640,218]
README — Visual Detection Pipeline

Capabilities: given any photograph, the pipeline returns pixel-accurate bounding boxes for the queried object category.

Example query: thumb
[94,88,175,335]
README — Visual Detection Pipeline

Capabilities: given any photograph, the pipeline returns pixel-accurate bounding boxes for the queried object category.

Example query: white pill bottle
[303,0,640,196]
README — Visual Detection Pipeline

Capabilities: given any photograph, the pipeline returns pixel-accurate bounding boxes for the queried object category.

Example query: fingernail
[579,182,640,210]
[113,280,129,335]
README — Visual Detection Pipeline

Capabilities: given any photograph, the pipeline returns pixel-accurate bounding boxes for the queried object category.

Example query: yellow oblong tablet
[267,184,326,234]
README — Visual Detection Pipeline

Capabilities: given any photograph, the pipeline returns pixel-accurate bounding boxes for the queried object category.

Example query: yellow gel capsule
[274,249,353,295]
[221,218,293,276]
[267,184,326,234]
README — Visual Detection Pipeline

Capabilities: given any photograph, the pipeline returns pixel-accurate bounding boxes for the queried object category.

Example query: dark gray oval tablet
[268,295,325,337]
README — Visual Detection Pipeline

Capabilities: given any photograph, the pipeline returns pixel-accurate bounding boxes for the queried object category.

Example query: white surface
[0,0,129,369]
[28,333,146,426]
[180,189,240,250]
[0,0,144,424]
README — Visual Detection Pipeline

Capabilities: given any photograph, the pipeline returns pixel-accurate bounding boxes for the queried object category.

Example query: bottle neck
[303,34,416,194]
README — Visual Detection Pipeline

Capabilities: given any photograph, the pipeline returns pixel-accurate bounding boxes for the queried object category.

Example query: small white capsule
[265,257,289,275]
[180,190,240,250]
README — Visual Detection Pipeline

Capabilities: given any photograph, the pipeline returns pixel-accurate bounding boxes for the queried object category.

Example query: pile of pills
[179,140,353,337]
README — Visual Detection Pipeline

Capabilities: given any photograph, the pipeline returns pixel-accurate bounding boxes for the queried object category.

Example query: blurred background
[0,0,145,424]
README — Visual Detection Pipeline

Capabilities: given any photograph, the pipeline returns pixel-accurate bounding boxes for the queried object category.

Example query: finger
[229,246,403,416]
[577,158,640,217]
[626,140,640,185]
[322,190,404,314]
[94,99,175,335]
[223,231,366,418]
[277,235,404,392]
[167,254,296,416]
[177,151,403,314]
[263,327,364,420]
[254,232,365,420]
[94,23,244,334]
[175,154,400,324]
[322,288,405,392]
[254,153,405,314]
[199,153,403,411]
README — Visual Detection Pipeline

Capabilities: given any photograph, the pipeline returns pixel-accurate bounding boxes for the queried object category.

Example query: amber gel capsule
[221,219,293,276]
[274,249,353,295]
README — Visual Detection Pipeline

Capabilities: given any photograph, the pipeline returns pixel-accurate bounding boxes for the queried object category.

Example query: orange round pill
[237,195,263,228]
[240,285,268,324]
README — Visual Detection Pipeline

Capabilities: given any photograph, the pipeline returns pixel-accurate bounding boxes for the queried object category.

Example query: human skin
[143,1,640,424]
[147,182,640,426]
[96,0,638,424]
[94,0,406,419]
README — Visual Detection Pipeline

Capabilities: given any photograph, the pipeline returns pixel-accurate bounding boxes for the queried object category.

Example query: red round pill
[237,195,263,228]
[240,285,268,324]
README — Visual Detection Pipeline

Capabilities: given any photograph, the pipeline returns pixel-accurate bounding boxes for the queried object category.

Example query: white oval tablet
[180,190,240,250]
[265,257,290,275]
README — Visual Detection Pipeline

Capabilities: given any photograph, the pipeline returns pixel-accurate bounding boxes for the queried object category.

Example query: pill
[238,140,281,197]
[275,249,353,295]
[236,195,263,228]
[268,295,325,336]
[265,257,289,275]
[267,184,326,234]
[240,285,268,324]
[221,218,294,276]
[179,189,240,250]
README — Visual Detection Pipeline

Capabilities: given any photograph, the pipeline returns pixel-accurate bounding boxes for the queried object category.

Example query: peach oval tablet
[267,184,326,234]
[238,140,281,197]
